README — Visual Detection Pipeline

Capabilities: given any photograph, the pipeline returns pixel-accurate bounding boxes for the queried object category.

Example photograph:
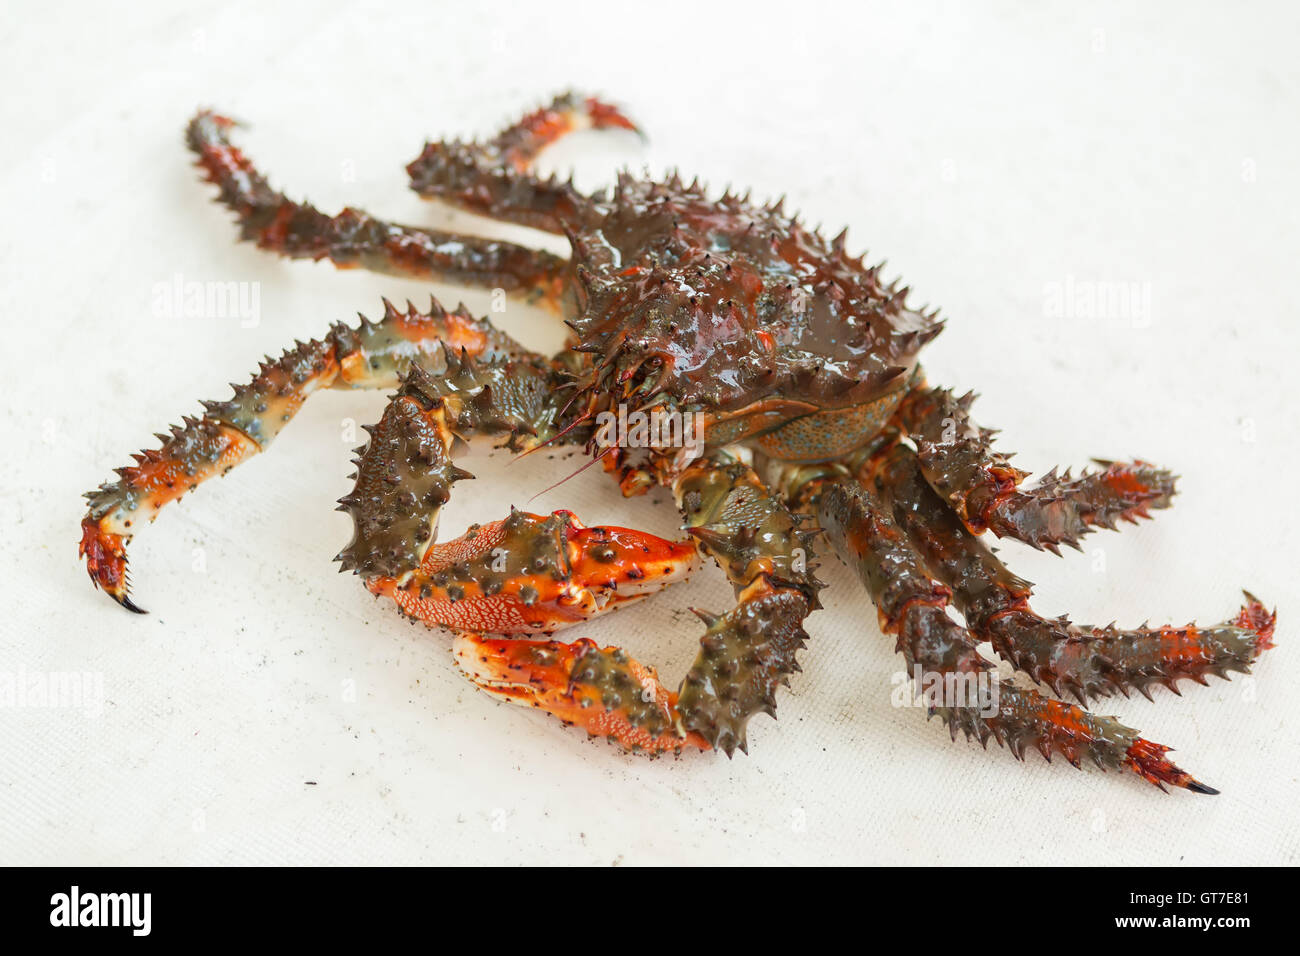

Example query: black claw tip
[116,594,148,615]
[1186,780,1220,795]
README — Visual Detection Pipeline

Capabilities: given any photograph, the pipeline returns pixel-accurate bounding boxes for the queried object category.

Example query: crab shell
[557,176,943,471]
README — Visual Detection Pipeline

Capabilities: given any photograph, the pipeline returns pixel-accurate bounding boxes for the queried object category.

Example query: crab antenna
[508,410,595,464]
[525,445,614,503]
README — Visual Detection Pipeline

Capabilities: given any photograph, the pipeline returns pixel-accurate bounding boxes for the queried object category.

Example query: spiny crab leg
[407,91,641,234]
[897,384,1178,553]
[671,455,824,755]
[187,111,566,301]
[815,474,1222,794]
[334,350,569,580]
[870,442,1275,705]
[80,298,534,611]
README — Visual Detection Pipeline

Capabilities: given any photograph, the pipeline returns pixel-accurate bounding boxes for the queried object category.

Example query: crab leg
[815,473,1220,793]
[80,298,542,610]
[334,349,570,580]
[897,383,1177,553]
[407,91,640,233]
[671,456,823,755]
[865,442,1275,705]
[187,111,564,301]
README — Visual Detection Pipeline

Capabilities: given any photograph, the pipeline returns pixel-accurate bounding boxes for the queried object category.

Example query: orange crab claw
[452,634,710,754]
[581,97,643,137]
[366,510,699,634]
[79,518,144,613]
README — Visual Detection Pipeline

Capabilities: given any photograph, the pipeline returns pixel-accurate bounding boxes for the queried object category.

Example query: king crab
[79,93,1275,790]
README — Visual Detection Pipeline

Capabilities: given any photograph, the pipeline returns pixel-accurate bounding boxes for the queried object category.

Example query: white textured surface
[2,1,1297,865]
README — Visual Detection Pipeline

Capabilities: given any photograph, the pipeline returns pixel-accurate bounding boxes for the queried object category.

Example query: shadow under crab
[80,93,1275,791]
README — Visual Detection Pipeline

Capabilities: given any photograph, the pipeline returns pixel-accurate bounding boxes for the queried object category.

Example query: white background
[2,1,1297,865]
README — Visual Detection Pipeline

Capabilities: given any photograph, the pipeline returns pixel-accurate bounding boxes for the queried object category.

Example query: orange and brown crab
[80,93,1275,790]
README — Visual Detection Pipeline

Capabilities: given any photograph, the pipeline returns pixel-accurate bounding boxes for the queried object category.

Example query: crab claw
[565,520,697,604]
[577,96,644,140]
[79,517,145,613]
[507,93,644,154]
[367,509,698,634]
[452,634,710,754]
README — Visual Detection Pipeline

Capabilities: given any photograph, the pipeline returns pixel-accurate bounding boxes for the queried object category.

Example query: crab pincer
[363,509,700,633]
[363,509,709,753]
